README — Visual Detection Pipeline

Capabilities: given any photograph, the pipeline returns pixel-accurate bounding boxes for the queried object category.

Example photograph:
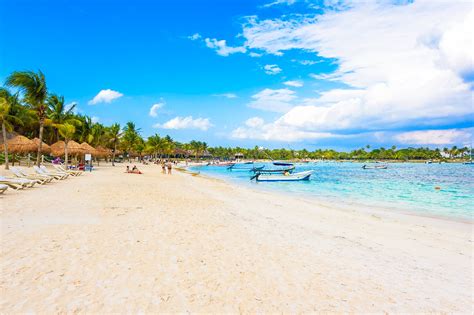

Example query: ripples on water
[193,162,474,221]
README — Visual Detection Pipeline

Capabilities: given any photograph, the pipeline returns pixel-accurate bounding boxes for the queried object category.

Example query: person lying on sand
[125,165,142,174]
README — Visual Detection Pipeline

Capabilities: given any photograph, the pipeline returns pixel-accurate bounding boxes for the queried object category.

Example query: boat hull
[256,170,313,182]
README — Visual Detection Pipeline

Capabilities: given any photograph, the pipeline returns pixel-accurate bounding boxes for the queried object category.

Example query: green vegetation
[0,70,471,167]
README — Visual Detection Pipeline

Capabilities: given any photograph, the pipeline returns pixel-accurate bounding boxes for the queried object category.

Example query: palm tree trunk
[64,139,69,166]
[112,141,116,166]
[36,120,44,166]
[2,122,9,170]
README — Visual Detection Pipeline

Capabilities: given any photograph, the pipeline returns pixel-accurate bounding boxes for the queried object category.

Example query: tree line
[1,70,471,169]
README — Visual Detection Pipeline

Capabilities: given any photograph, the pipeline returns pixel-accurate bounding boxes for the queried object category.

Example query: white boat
[253,170,313,182]
[362,164,388,169]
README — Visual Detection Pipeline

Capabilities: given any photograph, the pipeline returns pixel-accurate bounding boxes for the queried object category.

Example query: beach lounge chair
[0,176,36,188]
[39,165,69,179]
[11,167,52,184]
[53,164,82,176]
[33,166,65,180]
[0,184,8,194]
[0,177,25,190]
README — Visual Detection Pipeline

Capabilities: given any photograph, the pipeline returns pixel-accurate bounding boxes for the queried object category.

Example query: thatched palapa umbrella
[51,140,84,164]
[95,146,111,158]
[80,142,96,155]
[1,135,37,154]
[1,135,37,166]
[32,137,51,154]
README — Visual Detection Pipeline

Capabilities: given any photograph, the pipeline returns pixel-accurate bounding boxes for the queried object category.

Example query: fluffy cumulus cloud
[155,116,212,131]
[149,101,165,117]
[234,1,473,141]
[263,64,282,75]
[248,88,296,112]
[245,117,265,128]
[88,89,123,105]
[204,38,246,56]
[232,118,338,142]
[394,129,472,145]
[284,80,303,87]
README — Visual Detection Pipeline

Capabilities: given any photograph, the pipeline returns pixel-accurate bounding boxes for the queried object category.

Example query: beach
[0,164,472,313]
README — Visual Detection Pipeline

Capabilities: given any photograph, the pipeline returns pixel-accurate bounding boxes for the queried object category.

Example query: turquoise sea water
[191,162,474,221]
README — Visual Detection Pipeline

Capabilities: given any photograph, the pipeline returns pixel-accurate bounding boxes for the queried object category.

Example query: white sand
[0,164,472,313]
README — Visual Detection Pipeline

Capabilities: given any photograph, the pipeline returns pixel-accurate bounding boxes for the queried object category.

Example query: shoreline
[1,163,472,313]
[187,165,474,225]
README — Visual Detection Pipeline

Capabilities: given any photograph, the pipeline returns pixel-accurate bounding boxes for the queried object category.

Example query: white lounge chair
[0,184,8,194]
[0,177,25,190]
[11,167,52,184]
[33,166,63,180]
[0,176,36,188]
[54,164,82,176]
[39,165,69,179]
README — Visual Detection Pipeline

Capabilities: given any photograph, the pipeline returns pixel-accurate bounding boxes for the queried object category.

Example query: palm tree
[76,115,94,143]
[108,123,122,166]
[0,88,23,170]
[123,122,141,161]
[48,94,80,142]
[0,89,23,170]
[58,123,75,166]
[5,70,48,166]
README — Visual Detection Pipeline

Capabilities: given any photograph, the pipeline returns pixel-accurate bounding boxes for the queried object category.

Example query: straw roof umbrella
[32,137,51,154]
[80,142,96,155]
[0,135,37,167]
[95,146,111,158]
[1,135,37,154]
[51,140,84,156]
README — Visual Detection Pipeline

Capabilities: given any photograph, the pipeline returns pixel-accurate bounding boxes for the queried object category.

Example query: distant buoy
[435,186,441,190]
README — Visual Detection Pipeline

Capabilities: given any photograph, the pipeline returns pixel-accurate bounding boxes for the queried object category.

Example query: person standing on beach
[167,162,172,175]
[161,162,166,174]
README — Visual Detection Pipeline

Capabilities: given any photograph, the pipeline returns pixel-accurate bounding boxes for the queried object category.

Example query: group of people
[125,165,142,174]
[125,160,174,175]
[161,161,173,175]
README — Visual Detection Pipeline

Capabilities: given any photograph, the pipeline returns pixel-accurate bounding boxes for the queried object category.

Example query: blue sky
[1,0,472,150]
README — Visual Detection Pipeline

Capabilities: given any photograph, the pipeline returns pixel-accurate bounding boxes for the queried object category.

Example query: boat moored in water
[273,161,294,167]
[252,170,313,182]
[251,165,296,174]
[362,164,388,169]
[228,164,264,171]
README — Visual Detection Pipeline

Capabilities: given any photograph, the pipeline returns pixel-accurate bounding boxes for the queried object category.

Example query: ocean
[191,162,474,221]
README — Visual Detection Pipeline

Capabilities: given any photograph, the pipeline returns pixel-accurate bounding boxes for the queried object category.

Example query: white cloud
[188,33,201,40]
[248,88,297,112]
[155,116,212,131]
[292,59,321,65]
[394,129,472,145]
[245,117,265,128]
[232,120,337,142]
[284,80,304,87]
[263,0,296,8]
[240,1,473,134]
[214,93,237,99]
[149,102,165,117]
[88,89,123,105]
[264,64,282,75]
[91,116,100,123]
[249,52,263,57]
[205,38,246,56]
